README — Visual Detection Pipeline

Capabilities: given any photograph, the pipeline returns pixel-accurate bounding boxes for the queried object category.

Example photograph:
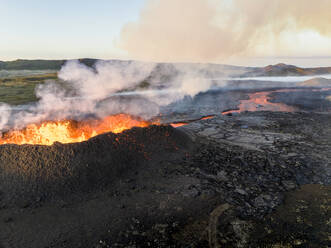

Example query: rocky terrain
[0,110,330,248]
[0,61,331,247]
[270,88,331,112]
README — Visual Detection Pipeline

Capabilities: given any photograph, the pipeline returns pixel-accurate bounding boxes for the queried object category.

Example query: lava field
[0,87,330,248]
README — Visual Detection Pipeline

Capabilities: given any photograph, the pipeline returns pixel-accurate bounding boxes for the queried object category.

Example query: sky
[0,0,144,60]
[1,0,331,67]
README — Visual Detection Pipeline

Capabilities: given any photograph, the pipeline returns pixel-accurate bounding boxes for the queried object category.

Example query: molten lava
[0,114,155,146]
[170,122,188,128]
[170,115,215,128]
[222,90,297,115]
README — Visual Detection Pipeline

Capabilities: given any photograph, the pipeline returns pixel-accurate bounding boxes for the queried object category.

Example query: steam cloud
[119,0,331,62]
[0,60,225,132]
[0,61,154,131]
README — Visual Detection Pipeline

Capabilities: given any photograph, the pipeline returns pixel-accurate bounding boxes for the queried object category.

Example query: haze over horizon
[1,0,331,67]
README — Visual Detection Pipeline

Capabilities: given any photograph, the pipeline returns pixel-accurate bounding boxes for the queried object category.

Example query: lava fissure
[0,114,157,146]
[170,115,215,128]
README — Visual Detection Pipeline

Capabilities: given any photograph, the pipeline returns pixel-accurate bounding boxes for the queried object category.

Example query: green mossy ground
[0,73,58,105]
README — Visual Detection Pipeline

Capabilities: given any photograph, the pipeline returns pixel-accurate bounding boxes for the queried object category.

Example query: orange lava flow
[170,122,188,128]
[200,115,215,120]
[170,115,215,128]
[0,114,156,146]
[222,90,296,115]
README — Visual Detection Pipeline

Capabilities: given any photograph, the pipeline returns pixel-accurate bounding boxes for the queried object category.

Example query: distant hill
[244,63,331,77]
[0,58,251,72]
[299,77,331,87]
[0,58,99,70]
[1,60,330,78]
[0,59,253,82]
[0,59,65,70]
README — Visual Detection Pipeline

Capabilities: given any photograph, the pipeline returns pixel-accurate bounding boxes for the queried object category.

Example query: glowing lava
[0,114,156,146]
[222,90,297,115]
[170,122,187,128]
[170,115,215,128]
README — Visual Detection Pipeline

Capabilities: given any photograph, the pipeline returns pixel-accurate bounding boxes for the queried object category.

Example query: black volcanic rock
[270,88,331,112]
[0,125,191,204]
[0,112,330,248]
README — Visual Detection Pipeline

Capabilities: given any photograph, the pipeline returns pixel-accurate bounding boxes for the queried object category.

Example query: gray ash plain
[0,86,331,248]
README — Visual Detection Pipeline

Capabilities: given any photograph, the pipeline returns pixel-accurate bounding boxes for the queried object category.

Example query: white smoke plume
[0,60,157,131]
[0,60,227,132]
[0,104,11,130]
[119,0,331,63]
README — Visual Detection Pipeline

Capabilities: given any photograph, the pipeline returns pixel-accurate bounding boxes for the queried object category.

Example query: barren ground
[0,109,330,248]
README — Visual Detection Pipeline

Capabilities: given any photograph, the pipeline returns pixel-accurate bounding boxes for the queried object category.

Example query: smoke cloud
[0,60,227,132]
[119,0,331,63]
[0,61,158,131]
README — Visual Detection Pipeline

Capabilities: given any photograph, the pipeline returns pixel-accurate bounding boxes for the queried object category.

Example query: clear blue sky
[0,0,145,60]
